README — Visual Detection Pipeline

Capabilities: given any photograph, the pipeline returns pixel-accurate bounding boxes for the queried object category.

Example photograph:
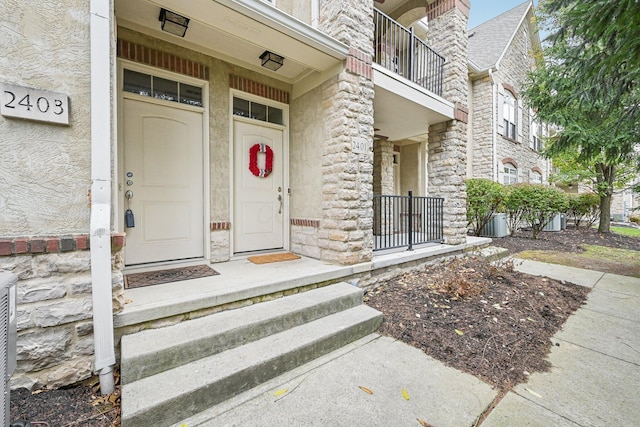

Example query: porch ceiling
[114,0,348,83]
[373,65,454,142]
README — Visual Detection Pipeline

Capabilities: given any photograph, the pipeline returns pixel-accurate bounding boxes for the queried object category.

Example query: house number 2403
[0,83,69,125]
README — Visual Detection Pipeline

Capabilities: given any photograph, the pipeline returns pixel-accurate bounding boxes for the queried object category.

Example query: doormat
[247,252,301,264]
[124,265,219,289]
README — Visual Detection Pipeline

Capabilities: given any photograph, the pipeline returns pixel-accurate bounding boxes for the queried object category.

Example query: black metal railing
[374,8,445,96]
[373,191,444,251]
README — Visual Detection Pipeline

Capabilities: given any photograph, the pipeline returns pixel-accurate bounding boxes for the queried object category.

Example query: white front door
[233,121,284,253]
[123,98,204,265]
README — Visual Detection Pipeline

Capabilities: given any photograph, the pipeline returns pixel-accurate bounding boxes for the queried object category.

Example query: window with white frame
[503,91,517,140]
[530,170,542,183]
[531,119,543,152]
[503,163,518,185]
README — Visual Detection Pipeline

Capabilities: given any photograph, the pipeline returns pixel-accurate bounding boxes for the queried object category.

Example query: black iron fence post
[407,190,413,251]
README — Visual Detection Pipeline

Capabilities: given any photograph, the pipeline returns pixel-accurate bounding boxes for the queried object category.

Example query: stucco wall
[117,28,292,224]
[0,0,92,237]
[290,86,323,219]
[400,143,421,195]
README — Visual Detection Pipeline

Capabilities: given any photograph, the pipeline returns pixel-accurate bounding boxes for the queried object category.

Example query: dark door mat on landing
[124,265,219,289]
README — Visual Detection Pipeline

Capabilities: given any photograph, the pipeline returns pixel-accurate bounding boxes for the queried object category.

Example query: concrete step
[121,282,364,383]
[121,304,383,427]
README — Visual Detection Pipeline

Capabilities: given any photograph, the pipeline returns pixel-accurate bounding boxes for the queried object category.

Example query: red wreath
[248,143,274,177]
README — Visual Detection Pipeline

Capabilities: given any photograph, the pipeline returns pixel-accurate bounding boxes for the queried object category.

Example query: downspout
[488,68,498,182]
[90,0,116,395]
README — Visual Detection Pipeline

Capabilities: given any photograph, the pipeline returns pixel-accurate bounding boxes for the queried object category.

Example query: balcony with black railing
[374,8,445,96]
[373,191,444,252]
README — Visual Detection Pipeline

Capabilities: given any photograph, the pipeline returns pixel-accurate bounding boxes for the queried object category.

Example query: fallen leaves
[359,386,374,395]
[525,387,542,398]
[273,389,288,397]
[402,387,410,400]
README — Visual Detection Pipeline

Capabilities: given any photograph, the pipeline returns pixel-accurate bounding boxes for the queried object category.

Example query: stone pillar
[425,0,470,245]
[373,139,394,236]
[318,0,375,265]
[373,139,394,196]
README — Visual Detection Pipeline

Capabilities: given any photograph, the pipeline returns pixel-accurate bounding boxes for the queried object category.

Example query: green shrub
[565,193,599,227]
[630,215,640,224]
[466,179,506,236]
[504,184,569,239]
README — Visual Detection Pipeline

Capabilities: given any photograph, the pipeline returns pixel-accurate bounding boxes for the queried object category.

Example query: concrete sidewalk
[175,261,640,427]
[483,260,640,426]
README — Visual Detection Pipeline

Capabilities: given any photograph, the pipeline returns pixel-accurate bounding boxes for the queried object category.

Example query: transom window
[123,69,203,107]
[233,97,283,125]
[503,91,517,140]
[503,163,518,185]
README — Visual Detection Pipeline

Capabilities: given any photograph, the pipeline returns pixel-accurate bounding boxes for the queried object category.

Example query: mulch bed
[10,227,639,425]
[365,256,590,391]
[492,226,640,254]
[364,226,639,392]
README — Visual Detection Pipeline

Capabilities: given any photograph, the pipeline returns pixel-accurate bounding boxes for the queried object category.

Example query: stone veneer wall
[318,0,375,265]
[373,140,394,196]
[425,1,470,245]
[470,16,549,183]
[290,219,321,259]
[470,76,494,179]
[0,235,125,390]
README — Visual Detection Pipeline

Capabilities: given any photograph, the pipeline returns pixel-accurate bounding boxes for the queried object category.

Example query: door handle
[125,190,133,200]
[278,194,282,214]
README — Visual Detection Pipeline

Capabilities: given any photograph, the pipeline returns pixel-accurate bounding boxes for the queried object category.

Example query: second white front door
[233,121,284,253]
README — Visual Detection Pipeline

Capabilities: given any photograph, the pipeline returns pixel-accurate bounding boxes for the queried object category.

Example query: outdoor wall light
[159,8,190,37]
[260,51,284,71]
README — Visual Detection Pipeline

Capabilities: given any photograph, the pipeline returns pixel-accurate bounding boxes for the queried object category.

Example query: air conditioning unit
[543,213,563,232]
[1,273,17,427]
[480,213,508,238]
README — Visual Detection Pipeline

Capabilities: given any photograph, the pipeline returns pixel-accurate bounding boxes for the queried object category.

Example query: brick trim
[531,166,543,175]
[290,219,320,228]
[210,222,232,231]
[0,234,126,256]
[454,103,469,123]
[117,39,210,80]
[229,75,290,104]
[502,83,519,98]
[426,0,470,21]
[502,157,519,168]
[346,48,372,80]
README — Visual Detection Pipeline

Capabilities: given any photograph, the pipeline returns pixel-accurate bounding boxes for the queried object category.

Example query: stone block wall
[467,6,552,185]
[209,222,231,262]
[373,139,394,196]
[290,219,321,259]
[470,76,494,179]
[0,235,125,390]
[318,0,375,265]
[425,0,470,245]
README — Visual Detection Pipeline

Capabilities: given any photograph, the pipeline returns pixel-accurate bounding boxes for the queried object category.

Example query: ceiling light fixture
[159,8,189,37]
[260,51,284,71]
